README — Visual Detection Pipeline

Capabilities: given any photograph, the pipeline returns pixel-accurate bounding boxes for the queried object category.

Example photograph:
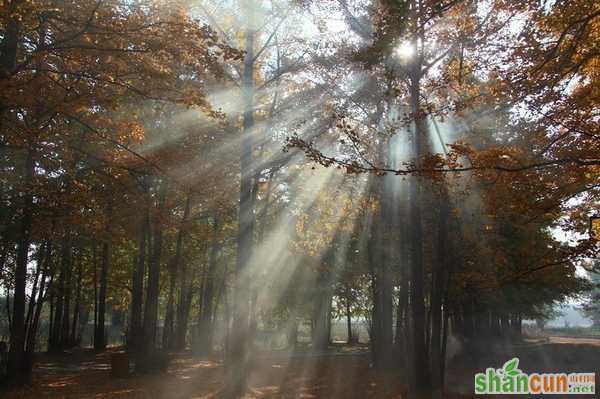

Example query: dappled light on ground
[3,338,600,399]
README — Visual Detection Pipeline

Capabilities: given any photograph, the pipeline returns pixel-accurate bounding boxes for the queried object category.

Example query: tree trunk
[129,205,149,354]
[26,241,52,353]
[378,182,394,369]
[92,244,98,347]
[137,180,167,371]
[47,275,55,350]
[174,278,194,350]
[431,193,448,399]
[408,44,430,397]
[7,146,34,384]
[163,194,191,350]
[49,247,64,351]
[395,230,409,351]
[345,286,353,344]
[311,286,332,352]
[71,250,83,346]
[95,215,112,351]
[226,25,255,398]
[25,242,46,344]
[61,242,72,349]
[197,214,221,355]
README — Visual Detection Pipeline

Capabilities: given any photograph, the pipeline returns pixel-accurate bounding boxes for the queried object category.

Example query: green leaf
[503,358,519,373]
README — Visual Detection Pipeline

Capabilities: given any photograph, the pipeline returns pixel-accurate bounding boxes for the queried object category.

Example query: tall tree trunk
[7,146,34,384]
[129,201,148,354]
[95,213,112,351]
[61,242,72,349]
[378,171,394,369]
[92,243,98,347]
[71,250,83,346]
[430,193,448,399]
[50,234,71,352]
[197,214,221,355]
[78,304,91,345]
[408,34,431,397]
[174,278,194,351]
[138,180,167,371]
[345,285,353,344]
[311,282,333,352]
[27,242,51,353]
[25,242,46,343]
[226,24,255,397]
[395,218,409,360]
[163,194,191,350]
[47,275,55,350]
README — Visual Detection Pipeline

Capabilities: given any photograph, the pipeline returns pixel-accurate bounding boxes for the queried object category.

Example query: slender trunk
[431,193,448,399]
[440,305,450,387]
[71,250,83,346]
[61,243,72,349]
[138,180,167,370]
[163,194,191,350]
[50,236,69,351]
[95,215,112,351]
[25,242,46,342]
[226,25,255,397]
[78,305,91,344]
[47,275,54,350]
[395,222,409,356]
[345,286,353,344]
[7,146,34,384]
[408,41,430,397]
[6,289,12,335]
[174,278,194,350]
[92,244,98,345]
[174,197,194,351]
[197,214,221,355]
[129,203,148,354]
[378,180,394,369]
[0,242,9,289]
[27,266,48,353]
[26,241,51,353]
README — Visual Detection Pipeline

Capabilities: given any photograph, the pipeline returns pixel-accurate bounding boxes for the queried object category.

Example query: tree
[0,0,235,383]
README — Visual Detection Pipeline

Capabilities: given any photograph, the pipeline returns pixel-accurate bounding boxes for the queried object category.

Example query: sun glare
[394,41,415,59]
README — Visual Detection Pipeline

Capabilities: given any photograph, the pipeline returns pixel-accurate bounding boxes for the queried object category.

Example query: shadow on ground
[2,337,598,398]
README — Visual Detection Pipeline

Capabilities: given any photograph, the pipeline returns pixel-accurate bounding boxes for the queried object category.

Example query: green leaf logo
[502,358,520,377]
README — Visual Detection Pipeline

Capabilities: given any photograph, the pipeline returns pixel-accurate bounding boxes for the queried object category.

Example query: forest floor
[2,336,599,399]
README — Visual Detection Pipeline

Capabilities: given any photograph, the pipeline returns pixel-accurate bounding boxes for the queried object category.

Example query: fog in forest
[0,0,599,398]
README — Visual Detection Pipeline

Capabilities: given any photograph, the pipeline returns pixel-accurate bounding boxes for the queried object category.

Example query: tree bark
[27,242,51,353]
[71,250,83,346]
[408,33,431,397]
[25,242,46,344]
[225,25,255,397]
[163,194,191,350]
[95,212,112,351]
[345,285,353,344]
[61,242,72,349]
[196,214,221,355]
[129,200,149,354]
[7,146,34,384]
[431,193,448,399]
[137,179,167,371]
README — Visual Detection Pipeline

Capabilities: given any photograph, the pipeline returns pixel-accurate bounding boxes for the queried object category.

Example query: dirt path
[2,338,598,398]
